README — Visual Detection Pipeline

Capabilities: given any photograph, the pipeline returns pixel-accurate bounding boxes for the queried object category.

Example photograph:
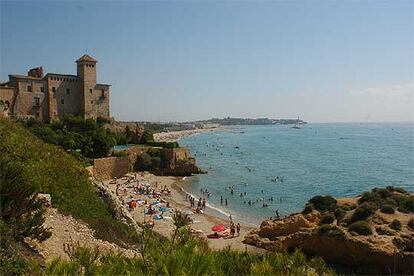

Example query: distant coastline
[153,127,223,142]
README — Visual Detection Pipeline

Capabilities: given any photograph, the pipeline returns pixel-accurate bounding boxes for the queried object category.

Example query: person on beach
[275,209,280,219]
[220,196,223,205]
[202,198,206,210]
[225,198,228,206]
[229,214,232,222]
[236,223,241,236]
[230,222,235,237]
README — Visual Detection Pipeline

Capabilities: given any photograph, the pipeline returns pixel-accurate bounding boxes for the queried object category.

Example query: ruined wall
[0,86,16,117]
[92,156,129,181]
[113,146,151,167]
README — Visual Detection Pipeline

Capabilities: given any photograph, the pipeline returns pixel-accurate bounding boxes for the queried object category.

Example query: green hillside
[0,118,136,245]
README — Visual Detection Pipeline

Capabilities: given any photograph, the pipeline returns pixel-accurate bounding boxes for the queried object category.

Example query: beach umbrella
[211,224,227,232]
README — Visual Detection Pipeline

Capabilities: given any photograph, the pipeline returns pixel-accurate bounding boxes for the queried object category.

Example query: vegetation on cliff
[0,118,137,246]
[20,114,116,159]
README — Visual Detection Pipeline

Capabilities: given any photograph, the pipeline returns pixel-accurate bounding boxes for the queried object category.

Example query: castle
[0,54,110,122]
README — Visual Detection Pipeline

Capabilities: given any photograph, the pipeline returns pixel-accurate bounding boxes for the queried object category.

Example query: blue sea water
[179,123,414,225]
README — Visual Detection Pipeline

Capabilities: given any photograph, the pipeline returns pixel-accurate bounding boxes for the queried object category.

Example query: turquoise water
[180,123,414,225]
[113,144,135,150]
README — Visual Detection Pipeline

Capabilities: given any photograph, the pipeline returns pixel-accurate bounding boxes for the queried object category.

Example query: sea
[179,123,414,226]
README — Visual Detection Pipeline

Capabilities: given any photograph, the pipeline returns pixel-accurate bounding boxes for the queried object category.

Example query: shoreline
[153,127,224,142]
[103,172,264,252]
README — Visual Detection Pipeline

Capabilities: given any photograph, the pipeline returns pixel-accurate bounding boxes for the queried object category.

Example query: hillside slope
[0,118,137,246]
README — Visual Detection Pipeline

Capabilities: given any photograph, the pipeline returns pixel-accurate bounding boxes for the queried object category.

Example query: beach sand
[153,128,222,142]
[103,173,263,253]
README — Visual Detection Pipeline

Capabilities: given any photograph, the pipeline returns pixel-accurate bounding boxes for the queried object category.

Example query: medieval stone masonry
[0,54,110,122]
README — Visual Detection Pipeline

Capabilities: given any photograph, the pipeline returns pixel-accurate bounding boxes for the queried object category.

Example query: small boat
[292,116,301,129]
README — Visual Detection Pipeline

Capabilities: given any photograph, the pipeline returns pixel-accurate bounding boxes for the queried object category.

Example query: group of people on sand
[186,194,206,214]
[229,219,241,237]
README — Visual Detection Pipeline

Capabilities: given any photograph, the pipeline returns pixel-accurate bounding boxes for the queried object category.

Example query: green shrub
[389,219,402,231]
[302,203,314,214]
[320,214,335,225]
[351,202,377,222]
[309,195,337,212]
[408,218,414,230]
[112,151,128,157]
[358,191,381,207]
[386,186,408,194]
[380,205,395,214]
[396,196,414,213]
[135,153,153,171]
[348,221,372,235]
[317,224,345,239]
[334,208,346,221]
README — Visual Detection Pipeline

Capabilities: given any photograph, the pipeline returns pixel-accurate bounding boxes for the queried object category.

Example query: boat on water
[292,116,301,129]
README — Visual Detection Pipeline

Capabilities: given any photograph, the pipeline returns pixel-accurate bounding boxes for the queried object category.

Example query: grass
[0,118,137,246]
[45,229,335,275]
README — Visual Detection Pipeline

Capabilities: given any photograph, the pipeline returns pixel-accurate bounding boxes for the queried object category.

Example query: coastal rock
[244,192,414,274]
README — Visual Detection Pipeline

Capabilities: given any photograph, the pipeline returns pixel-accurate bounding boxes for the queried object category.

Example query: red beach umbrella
[211,224,227,232]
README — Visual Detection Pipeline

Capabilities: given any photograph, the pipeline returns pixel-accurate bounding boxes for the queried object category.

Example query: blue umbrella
[159,207,170,212]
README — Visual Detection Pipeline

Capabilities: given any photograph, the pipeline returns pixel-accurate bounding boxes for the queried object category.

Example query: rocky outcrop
[245,202,414,274]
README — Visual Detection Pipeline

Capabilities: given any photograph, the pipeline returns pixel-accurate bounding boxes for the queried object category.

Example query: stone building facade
[0,54,110,122]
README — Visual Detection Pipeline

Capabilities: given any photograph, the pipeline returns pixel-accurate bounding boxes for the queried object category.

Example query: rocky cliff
[244,187,414,274]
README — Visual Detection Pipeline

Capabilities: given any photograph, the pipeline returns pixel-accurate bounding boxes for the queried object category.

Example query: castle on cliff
[0,54,110,122]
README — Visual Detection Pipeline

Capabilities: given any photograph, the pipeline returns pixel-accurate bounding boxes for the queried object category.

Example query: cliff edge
[244,187,414,274]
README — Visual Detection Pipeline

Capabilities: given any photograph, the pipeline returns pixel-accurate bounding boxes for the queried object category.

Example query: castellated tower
[76,54,98,119]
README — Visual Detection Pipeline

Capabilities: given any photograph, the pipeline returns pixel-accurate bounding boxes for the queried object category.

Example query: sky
[1,1,413,123]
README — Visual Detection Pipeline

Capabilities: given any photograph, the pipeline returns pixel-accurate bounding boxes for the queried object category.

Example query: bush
[309,195,337,212]
[380,205,395,214]
[135,153,153,171]
[320,214,335,225]
[112,151,128,157]
[358,191,381,207]
[348,221,372,235]
[396,196,414,213]
[302,203,313,214]
[389,219,402,231]
[408,218,414,230]
[334,208,346,221]
[302,203,314,215]
[0,156,51,242]
[351,202,377,222]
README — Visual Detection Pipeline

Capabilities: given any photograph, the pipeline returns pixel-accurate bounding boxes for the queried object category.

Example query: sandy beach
[103,173,263,252]
[153,127,223,142]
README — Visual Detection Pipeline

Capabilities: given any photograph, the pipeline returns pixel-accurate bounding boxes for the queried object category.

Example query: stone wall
[113,145,151,166]
[0,86,15,117]
[92,156,129,181]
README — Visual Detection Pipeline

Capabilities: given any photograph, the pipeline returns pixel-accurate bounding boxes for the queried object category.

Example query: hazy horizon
[1,1,413,123]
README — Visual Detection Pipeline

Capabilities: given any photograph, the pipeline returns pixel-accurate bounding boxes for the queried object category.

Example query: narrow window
[28,85,32,92]
[34,97,40,106]
[101,89,105,97]
[66,88,70,95]
[91,100,94,104]
[52,87,56,92]
[89,89,93,94]
[61,98,64,104]
[40,86,44,92]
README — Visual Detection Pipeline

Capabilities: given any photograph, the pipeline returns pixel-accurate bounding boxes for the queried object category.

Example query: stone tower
[76,54,98,119]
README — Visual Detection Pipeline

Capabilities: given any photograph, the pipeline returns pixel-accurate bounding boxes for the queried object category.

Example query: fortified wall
[92,156,129,181]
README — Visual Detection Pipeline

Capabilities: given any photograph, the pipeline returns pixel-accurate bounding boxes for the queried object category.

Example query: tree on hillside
[0,156,51,242]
